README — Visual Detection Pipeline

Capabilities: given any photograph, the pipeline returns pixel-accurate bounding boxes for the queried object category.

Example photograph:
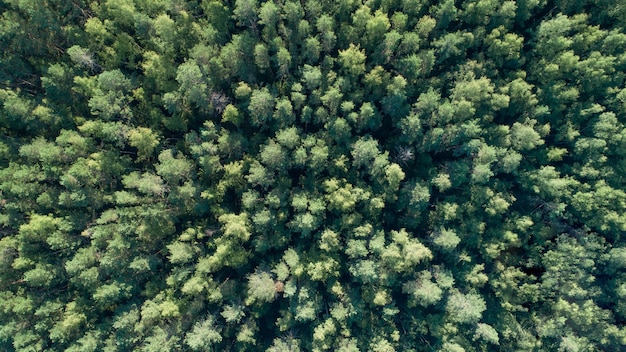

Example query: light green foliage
[139,326,181,351]
[1,1,625,351]
[510,120,545,150]
[313,317,337,349]
[23,264,56,287]
[276,47,292,77]
[432,227,461,251]
[246,270,276,305]
[185,316,222,351]
[128,127,160,162]
[319,229,340,252]
[221,304,246,323]
[383,229,433,273]
[49,302,87,344]
[88,70,134,120]
[366,10,391,46]
[233,0,259,27]
[339,44,367,77]
[324,178,366,213]
[18,214,76,260]
[78,120,129,146]
[385,163,405,193]
[175,61,209,108]
[67,45,98,71]
[441,342,465,352]
[219,213,251,242]
[351,136,381,168]
[123,172,166,197]
[276,127,300,149]
[267,336,301,352]
[352,102,378,133]
[93,282,130,308]
[368,337,395,352]
[65,331,100,352]
[246,160,273,188]
[408,181,431,213]
[403,270,444,307]
[155,149,193,184]
[486,26,524,65]
[167,241,196,264]
[260,140,287,170]
[254,43,270,71]
[221,104,241,126]
[541,235,602,301]
[446,290,487,324]
[248,87,275,128]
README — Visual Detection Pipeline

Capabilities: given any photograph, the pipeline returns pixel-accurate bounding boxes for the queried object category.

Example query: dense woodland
[1,0,626,350]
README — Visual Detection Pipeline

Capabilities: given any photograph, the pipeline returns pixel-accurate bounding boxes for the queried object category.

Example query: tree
[351,136,381,168]
[2,1,626,351]
[403,270,444,307]
[174,61,209,110]
[155,149,193,185]
[267,336,301,352]
[485,26,524,67]
[233,0,259,28]
[128,127,160,162]
[276,47,292,78]
[510,120,545,151]
[88,70,134,121]
[248,87,276,128]
[185,316,222,351]
[246,270,277,305]
[339,44,367,77]
[433,0,458,30]
[67,46,99,72]
[445,290,486,324]
[254,43,271,72]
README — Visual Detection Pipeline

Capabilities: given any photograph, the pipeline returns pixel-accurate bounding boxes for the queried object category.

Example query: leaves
[446,290,487,324]
[1,0,626,351]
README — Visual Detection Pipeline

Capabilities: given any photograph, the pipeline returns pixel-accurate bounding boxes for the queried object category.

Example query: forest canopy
[1,0,626,351]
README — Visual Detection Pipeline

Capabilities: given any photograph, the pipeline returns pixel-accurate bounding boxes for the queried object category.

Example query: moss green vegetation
[1,0,626,350]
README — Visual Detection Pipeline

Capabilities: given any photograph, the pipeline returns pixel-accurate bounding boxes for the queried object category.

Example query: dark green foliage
[1,0,626,351]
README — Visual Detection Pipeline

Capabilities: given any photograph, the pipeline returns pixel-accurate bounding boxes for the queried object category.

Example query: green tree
[445,290,486,324]
[248,87,276,128]
[185,316,222,351]
[88,70,134,121]
[128,127,160,162]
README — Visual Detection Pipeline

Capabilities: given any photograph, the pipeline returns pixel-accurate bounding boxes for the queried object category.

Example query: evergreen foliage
[1,0,626,350]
